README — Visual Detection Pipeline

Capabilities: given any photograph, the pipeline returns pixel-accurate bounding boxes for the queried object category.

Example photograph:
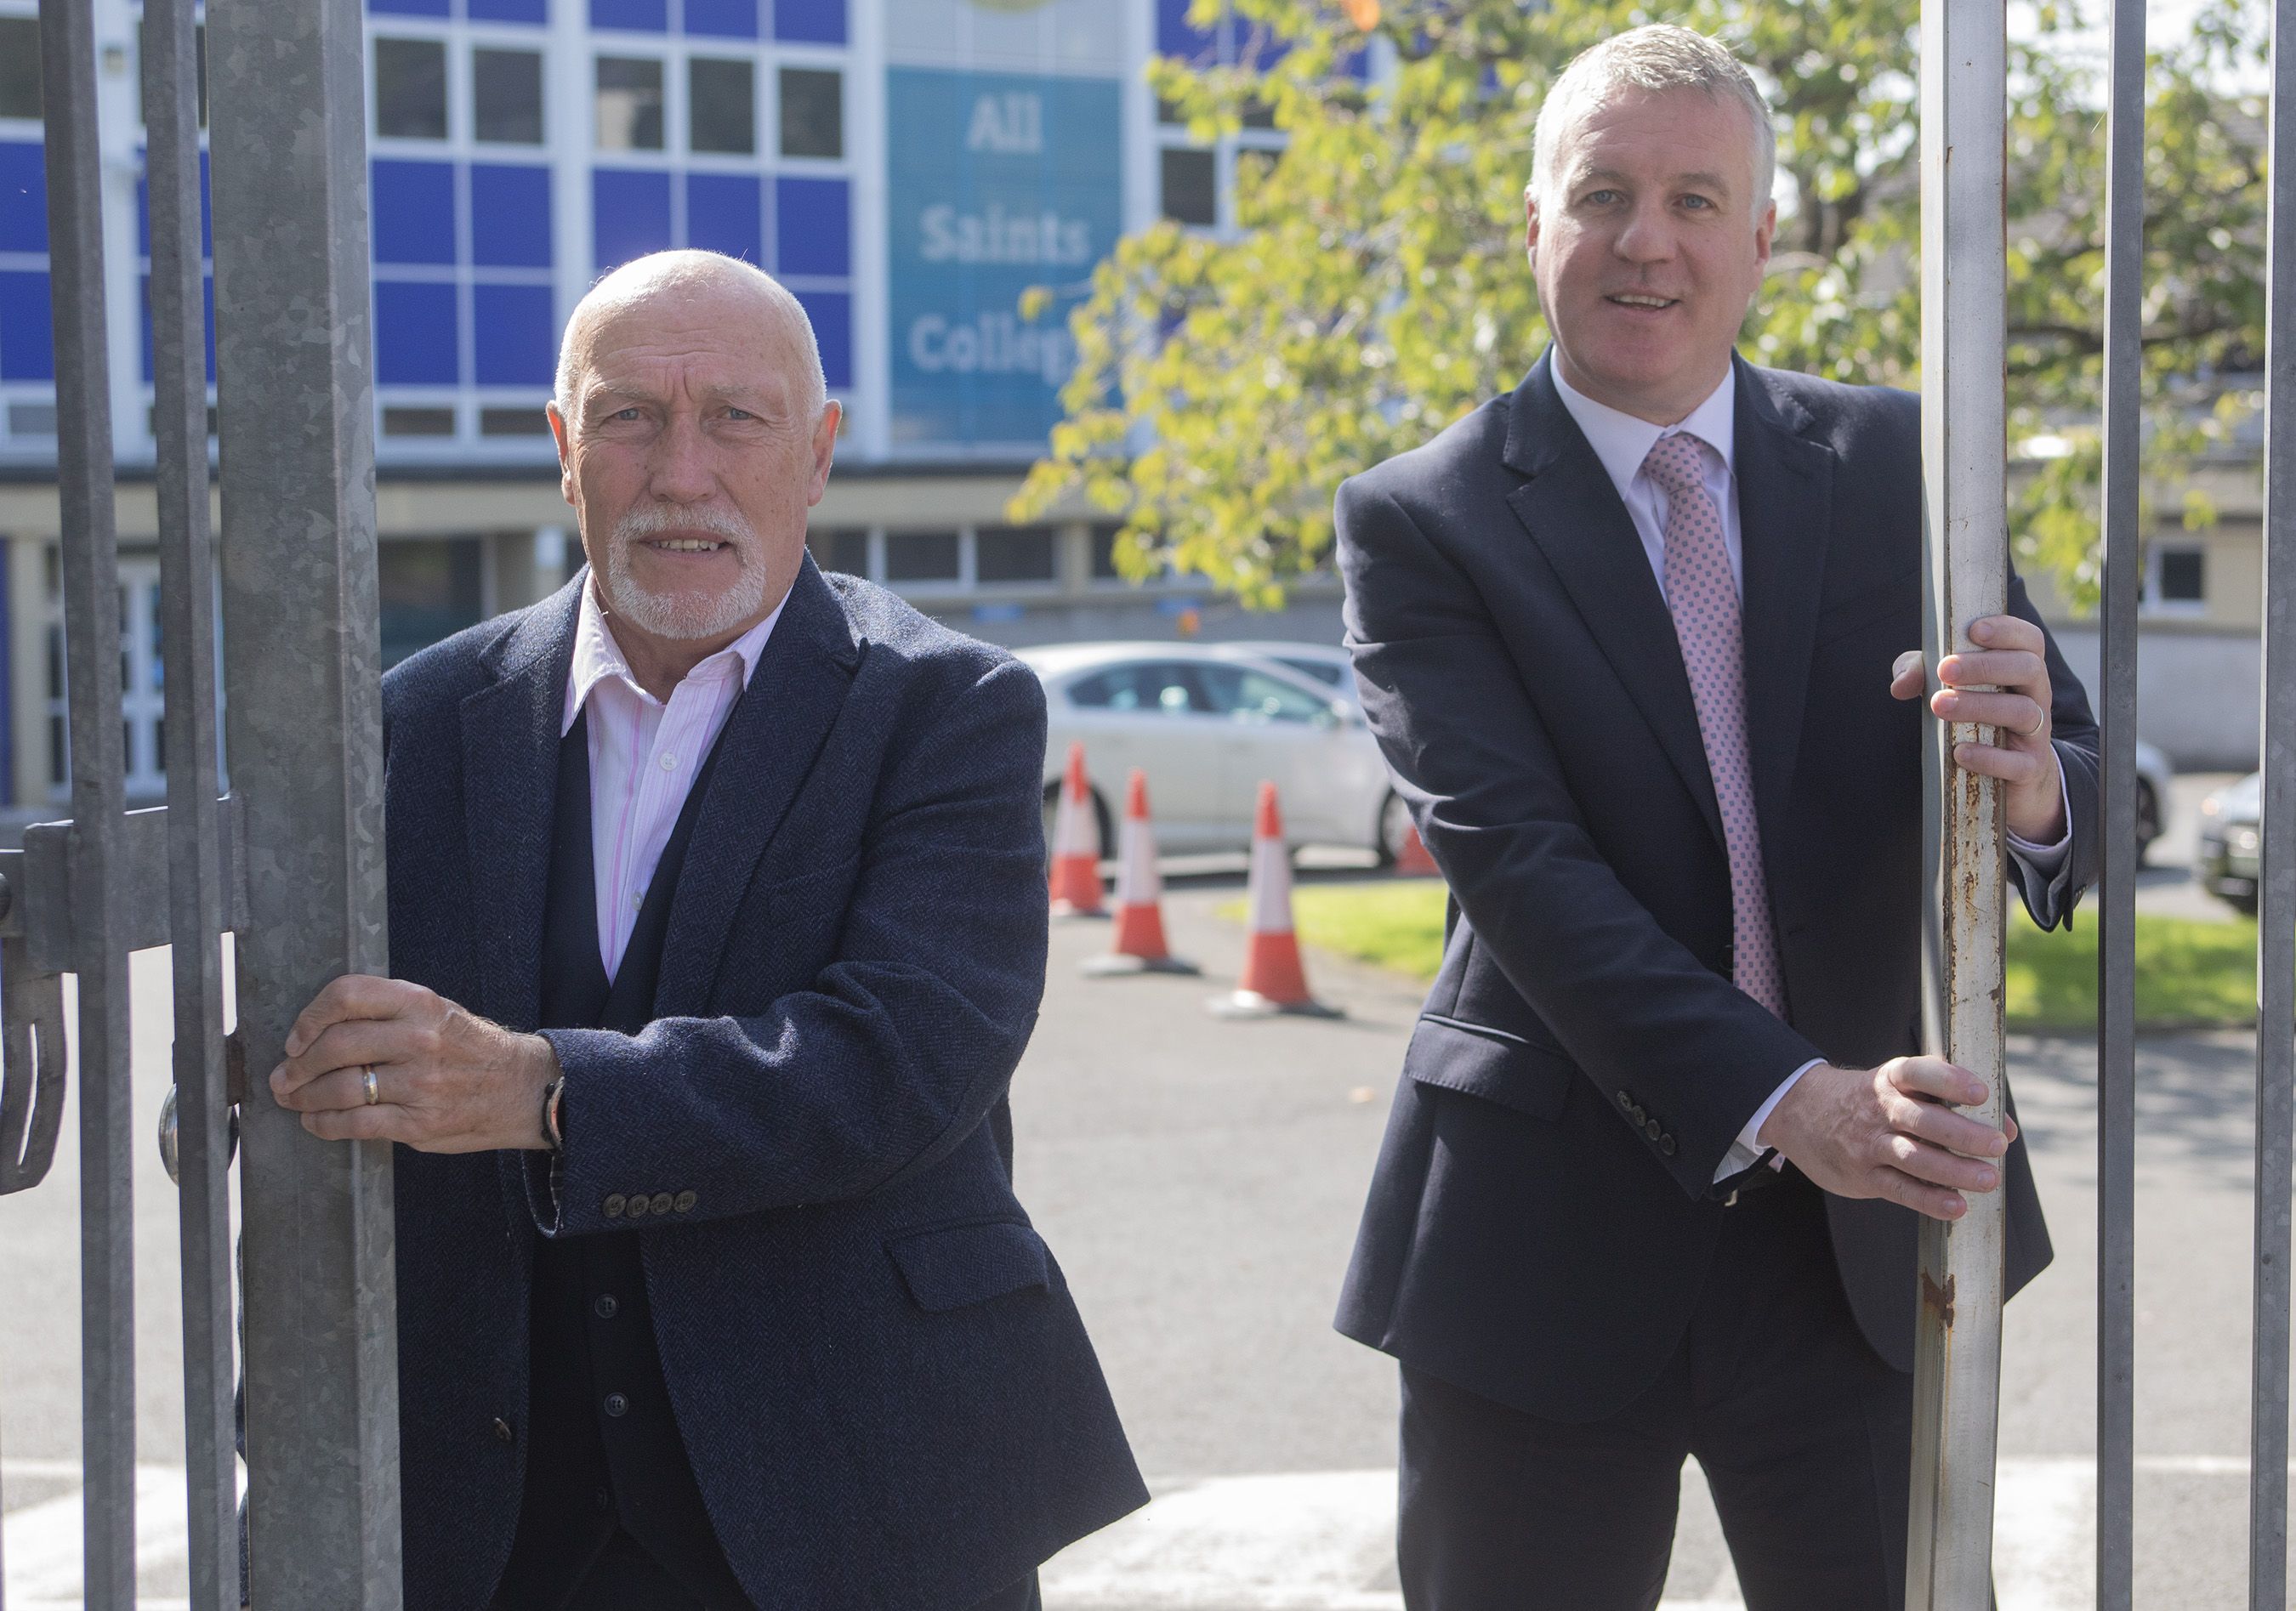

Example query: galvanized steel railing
[0,0,399,1605]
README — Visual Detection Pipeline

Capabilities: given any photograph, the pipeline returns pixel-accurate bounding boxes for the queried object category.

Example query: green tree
[1010,0,2270,610]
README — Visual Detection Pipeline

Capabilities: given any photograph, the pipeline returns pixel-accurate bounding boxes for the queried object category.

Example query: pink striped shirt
[560,580,784,980]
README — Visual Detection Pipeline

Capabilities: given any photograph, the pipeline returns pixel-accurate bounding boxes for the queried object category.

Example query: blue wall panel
[0,271,53,382]
[471,165,554,267]
[591,0,668,29]
[468,0,550,19]
[774,176,848,277]
[368,0,452,14]
[0,142,45,255]
[1157,0,1214,59]
[772,0,845,45]
[374,280,460,385]
[795,288,850,389]
[372,160,458,266]
[473,283,557,385]
[592,168,674,269]
[685,0,758,36]
[685,173,761,262]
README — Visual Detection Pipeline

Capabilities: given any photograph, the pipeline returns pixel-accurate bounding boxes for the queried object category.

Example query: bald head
[555,250,827,430]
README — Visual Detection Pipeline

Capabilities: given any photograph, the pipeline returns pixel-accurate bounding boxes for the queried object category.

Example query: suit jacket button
[603,1393,628,1418]
[624,1194,650,1219]
[1617,1090,1634,1109]
[1660,1135,1678,1156]
[1630,1105,1647,1124]
[492,1417,514,1445]
[649,1191,674,1216]
[602,1194,626,1219]
[594,1294,619,1319]
[673,1190,696,1214]
[1645,1119,1662,1141]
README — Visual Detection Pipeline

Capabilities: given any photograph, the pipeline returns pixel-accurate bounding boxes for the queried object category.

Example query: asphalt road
[0,792,2278,1607]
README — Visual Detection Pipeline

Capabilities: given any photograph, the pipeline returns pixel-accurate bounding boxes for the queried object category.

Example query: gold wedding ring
[361,1065,379,1106]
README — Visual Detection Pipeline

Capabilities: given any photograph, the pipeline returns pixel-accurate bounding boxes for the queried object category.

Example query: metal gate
[0,0,397,1604]
[1908,0,2296,1603]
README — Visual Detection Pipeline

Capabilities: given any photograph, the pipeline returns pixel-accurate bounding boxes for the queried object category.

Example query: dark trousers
[550,1534,1041,1611]
[1397,1171,1918,1611]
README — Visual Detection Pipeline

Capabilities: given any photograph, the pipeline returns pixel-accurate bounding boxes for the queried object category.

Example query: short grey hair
[553,249,828,425]
[1530,26,1776,221]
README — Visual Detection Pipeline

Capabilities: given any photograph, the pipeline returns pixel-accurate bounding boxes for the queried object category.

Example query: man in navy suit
[267,250,1145,1609]
[1332,26,2099,1608]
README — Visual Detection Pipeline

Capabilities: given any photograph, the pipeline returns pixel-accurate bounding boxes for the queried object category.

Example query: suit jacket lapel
[656,557,861,1018]
[457,574,583,1033]
[1503,353,1725,851]
[1731,355,1834,834]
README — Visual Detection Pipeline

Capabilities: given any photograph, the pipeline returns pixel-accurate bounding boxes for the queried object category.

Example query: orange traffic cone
[1395,820,1439,876]
[1209,781,1340,1018]
[1048,742,1106,918]
[1085,770,1200,976]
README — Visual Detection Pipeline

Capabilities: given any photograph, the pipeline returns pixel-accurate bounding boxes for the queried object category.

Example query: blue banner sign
[887,67,1122,450]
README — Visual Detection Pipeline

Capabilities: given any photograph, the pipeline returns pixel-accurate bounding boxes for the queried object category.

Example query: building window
[689,57,755,155]
[2145,542,2207,615]
[374,37,450,140]
[595,55,665,150]
[1090,524,1130,581]
[1160,147,1217,227]
[779,67,842,159]
[0,16,37,122]
[884,530,961,583]
[383,405,458,437]
[480,406,553,436]
[975,525,1057,584]
[474,48,545,144]
[380,537,486,669]
[812,528,870,576]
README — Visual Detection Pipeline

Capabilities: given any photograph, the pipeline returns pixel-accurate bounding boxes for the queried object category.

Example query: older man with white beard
[264,250,1145,1610]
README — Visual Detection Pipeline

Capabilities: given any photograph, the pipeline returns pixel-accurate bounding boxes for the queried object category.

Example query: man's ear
[546,401,576,504]
[1524,185,1541,264]
[807,400,842,505]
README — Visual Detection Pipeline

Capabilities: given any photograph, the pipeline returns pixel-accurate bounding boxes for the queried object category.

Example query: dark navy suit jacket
[1333,352,2100,1421]
[380,558,1146,1609]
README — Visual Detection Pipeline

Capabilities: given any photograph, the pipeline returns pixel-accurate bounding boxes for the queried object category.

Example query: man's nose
[646,412,715,502]
[1611,201,1677,264]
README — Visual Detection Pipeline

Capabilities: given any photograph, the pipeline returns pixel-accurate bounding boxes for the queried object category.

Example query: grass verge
[1226,880,2260,1032]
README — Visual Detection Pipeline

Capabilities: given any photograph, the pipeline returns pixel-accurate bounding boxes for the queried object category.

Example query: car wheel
[2134,780,2160,865]
[1043,781,1114,861]
[1374,790,1415,869]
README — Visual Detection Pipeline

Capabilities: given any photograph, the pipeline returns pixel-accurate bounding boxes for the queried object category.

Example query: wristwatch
[540,1075,566,1153]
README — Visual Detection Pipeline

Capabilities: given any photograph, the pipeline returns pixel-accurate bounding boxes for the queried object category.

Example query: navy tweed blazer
[380,557,1145,1610]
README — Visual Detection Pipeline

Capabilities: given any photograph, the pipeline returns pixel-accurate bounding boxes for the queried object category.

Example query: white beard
[599,505,769,640]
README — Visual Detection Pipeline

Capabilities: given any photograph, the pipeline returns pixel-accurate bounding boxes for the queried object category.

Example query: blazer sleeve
[522,655,1051,1235]
[1337,474,1826,1200]
[2003,566,2104,931]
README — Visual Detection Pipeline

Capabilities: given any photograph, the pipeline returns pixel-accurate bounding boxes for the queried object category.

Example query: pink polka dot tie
[1641,431,1787,1018]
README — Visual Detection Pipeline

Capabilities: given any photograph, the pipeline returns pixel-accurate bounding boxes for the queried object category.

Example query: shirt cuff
[1713,1057,1824,1183]
[2006,746,2076,927]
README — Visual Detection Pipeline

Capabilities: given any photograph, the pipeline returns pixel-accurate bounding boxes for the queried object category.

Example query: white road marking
[1041,1457,2267,1610]
[0,1455,2267,1609]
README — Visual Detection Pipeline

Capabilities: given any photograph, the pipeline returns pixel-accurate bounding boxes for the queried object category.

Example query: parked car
[2200,772,2261,915]
[1019,642,1415,864]
[2134,739,2172,864]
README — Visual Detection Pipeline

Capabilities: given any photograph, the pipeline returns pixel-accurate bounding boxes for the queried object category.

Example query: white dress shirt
[561,579,785,981]
[1550,361,2072,1181]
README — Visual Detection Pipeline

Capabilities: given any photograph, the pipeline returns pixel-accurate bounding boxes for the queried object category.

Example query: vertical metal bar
[2250,0,2296,1597]
[145,0,238,1601]
[2094,0,2145,1602]
[37,0,136,1603]
[1907,0,2011,1601]
[206,0,401,1600]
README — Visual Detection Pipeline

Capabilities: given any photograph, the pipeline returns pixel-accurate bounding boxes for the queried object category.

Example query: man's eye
[725,407,755,421]
[1586,189,1623,205]
[1680,194,1713,210]
[611,407,643,422]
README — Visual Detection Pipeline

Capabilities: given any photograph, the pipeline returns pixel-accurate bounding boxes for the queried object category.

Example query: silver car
[1020,642,1416,863]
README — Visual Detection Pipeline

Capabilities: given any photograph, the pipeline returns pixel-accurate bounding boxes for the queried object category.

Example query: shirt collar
[561,574,786,735]
[1551,358,1737,502]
